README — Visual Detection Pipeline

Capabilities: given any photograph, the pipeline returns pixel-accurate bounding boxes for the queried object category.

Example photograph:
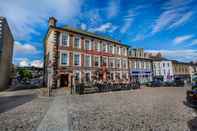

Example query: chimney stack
[48,17,57,27]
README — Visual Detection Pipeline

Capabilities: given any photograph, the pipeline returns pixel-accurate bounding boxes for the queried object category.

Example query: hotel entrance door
[60,74,69,88]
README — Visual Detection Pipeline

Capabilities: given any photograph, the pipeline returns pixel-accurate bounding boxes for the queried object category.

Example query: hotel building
[0,17,14,90]
[44,17,129,89]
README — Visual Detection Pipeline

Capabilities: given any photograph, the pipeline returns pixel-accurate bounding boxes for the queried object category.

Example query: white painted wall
[153,60,174,81]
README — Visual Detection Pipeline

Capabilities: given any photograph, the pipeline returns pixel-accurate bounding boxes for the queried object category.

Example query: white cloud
[173,35,194,44]
[80,23,87,30]
[120,10,134,33]
[146,49,197,62]
[14,41,38,55]
[152,10,178,34]
[89,22,114,33]
[17,58,43,67]
[190,39,197,46]
[169,11,193,28]
[0,0,83,40]
[133,34,146,41]
[18,59,30,67]
[107,0,120,18]
[30,60,43,68]
[152,0,193,34]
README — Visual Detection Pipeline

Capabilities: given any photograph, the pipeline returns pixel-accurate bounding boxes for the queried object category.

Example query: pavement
[36,89,69,131]
[0,87,197,131]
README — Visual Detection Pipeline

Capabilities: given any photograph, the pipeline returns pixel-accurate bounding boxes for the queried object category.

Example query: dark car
[163,81,174,87]
[186,89,197,108]
[174,78,185,87]
[150,80,163,87]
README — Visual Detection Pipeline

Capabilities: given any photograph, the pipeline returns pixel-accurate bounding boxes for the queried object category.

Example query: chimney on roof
[48,17,57,27]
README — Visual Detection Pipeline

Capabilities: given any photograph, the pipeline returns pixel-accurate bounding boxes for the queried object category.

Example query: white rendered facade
[153,60,174,81]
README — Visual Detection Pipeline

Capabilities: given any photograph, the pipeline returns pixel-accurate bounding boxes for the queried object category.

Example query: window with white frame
[62,32,69,46]
[122,59,127,69]
[122,48,127,56]
[84,55,91,67]
[109,58,115,68]
[122,73,127,79]
[116,59,121,68]
[115,72,121,79]
[102,43,107,52]
[94,56,100,67]
[73,53,80,66]
[102,57,107,66]
[117,46,121,55]
[113,46,116,54]
[112,46,116,54]
[84,39,91,50]
[95,42,100,51]
[109,45,113,53]
[74,36,80,48]
[60,52,68,65]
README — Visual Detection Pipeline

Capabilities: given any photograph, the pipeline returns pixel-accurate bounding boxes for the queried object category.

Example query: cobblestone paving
[0,89,51,131]
[67,87,197,131]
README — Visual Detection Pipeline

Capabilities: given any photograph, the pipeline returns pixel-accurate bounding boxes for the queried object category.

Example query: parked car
[163,81,174,87]
[150,80,163,87]
[174,78,184,87]
[191,74,197,90]
[186,73,197,108]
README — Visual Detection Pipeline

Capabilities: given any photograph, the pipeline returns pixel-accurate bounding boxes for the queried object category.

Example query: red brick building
[44,17,129,89]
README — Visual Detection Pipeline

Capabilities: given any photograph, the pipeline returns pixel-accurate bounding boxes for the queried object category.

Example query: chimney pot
[48,17,57,27]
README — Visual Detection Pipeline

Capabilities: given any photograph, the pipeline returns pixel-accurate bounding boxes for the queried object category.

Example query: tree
[18,69,32,83]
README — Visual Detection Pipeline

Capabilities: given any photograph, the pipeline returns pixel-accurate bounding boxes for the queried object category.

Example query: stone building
[188,62,197,81]
[128,48,153,84]
[172,60,190,82]
[44,17,129,89]
[0,17,14,91]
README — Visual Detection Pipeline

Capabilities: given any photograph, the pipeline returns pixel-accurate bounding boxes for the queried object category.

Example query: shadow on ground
[8,85,41,91]
[0,94,36,113]
[183,101,197,131]
[188,109,197,131]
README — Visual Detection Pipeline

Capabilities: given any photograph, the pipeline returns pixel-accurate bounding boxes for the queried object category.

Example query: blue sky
[0,0,197,67]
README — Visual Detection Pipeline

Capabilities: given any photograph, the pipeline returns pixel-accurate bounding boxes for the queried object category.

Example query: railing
[75,82,140,95]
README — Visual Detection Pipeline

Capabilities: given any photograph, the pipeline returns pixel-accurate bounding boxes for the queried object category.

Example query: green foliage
[18,69,32,81]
